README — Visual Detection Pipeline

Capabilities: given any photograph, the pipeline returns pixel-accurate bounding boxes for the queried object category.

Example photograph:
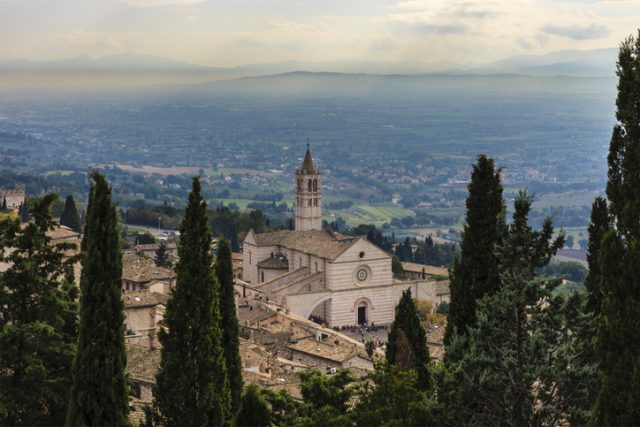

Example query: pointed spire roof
[300,143,317,174]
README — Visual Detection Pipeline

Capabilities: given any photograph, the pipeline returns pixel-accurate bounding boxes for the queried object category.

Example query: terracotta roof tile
[401,261,449,277]
[123,291,169,308]
[126,344,160,383]
[122,253,175,284]
[257,256,289,269]
[253,229,358,260]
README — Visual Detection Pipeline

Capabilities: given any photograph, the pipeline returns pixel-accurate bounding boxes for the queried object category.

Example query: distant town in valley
[3,0,639,423]
[0,57,615,265]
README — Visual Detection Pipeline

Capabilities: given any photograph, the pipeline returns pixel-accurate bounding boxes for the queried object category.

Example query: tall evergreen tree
[154,240,172,268]
[230,224,240,252]
[155,177,230,426]
[18,201,29,223]
[66,173,129,426]
[592,31,640,425]
[0,195,78,426]
[1,196,7,211]
[585,197,610,315]
[60,195,82,233]
[386,289,431,390]
[444,155,504,350]
[444,191,578,426]
[353,361,441,427]
[215,238,243,414]
[235,386,271,427]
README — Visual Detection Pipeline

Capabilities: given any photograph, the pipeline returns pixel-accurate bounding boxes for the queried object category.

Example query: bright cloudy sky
[0,0,638,66]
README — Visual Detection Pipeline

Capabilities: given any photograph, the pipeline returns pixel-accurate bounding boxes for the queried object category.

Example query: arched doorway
[357,301,368,325]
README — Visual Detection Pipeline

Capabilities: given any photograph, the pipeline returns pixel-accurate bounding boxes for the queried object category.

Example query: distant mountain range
[0,48,618,90]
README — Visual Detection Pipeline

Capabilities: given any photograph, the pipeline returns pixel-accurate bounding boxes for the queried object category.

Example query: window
[261,271,265,282]
[249,251,252,264]
[315,262,318,272]
[308,199,312,207]
[313,179,317,191]
[130,382,141,399]
[308,180,312,191]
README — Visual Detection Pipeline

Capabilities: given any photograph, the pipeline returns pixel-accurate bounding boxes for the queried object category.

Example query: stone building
[122,252,175,293]
[123,290,168,347]
[243,147,447,327]
[0,188,25,210]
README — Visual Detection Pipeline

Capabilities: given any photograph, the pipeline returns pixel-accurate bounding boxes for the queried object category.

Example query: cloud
[62,29,124,48]
[265,19,333,35]
[541,22,609,40]
[121,0,205,6]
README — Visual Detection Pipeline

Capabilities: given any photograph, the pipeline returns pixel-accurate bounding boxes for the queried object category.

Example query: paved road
[122,223,177,238]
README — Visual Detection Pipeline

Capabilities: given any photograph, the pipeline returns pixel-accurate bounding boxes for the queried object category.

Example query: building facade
[243,147,446,327]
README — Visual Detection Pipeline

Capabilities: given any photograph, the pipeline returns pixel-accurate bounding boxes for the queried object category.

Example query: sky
[0,0,639,67]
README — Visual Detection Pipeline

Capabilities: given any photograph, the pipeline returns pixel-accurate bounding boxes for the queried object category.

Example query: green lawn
[326,203,415,227]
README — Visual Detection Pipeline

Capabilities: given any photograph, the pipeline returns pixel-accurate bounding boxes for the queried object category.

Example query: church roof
[257,255,289,269]
[252,229,359,261]
[299,145,317,174]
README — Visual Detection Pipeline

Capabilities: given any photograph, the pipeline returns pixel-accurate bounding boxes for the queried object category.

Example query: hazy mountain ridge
[0,48,618,90]
[189,71,616,97]
[0,48,617,76]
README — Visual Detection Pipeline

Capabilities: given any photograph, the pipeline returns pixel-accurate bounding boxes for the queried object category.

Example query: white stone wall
[284,280,446,328]
[124,306,156,334]
[242,241,276,284]
[326,239,392,292]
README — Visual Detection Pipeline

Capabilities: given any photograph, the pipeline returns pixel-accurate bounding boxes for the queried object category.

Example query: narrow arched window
[308,179,312,191]
[313,179,317,191]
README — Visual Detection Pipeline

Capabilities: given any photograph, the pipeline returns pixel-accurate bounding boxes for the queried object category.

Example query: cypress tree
[585,197,610,315]
[444,155,504,350]
[444,191,572,426]
[386,289,431,390]
[154,240,172,268]
[155,177,230,426]
[235,386,271,427]
[60,195,82,233]
[592,31,640,425]
[230,224,240,252]
[215,238,243,414]
[19,201,29,223]
[0,195,78,426]
[1,196,7,211]
[66,172,129,426]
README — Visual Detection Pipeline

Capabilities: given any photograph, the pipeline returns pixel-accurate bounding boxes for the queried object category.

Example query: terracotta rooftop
[46,225,81,241]
[123,291,169,309]
[427,324,446,362]
[128,399,148,425]
[232,252,243,261]
[289,338,360,364]
[253,229,360,261]
[257,255,289,269]
[126,344,160,383]
[401,261,449,277]
[122,253,175,284]
[133,242,176,252]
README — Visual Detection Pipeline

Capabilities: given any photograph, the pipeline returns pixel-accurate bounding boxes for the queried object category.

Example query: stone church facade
[243,146,444,327]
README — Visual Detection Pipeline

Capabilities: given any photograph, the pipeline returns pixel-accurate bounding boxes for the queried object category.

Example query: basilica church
[243,146,442,327]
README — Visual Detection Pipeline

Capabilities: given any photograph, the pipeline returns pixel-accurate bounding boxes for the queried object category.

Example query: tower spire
[295,145,322,231]
[300,143,317,174]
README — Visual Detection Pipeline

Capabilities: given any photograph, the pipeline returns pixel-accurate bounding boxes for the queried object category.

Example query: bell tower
[295,145,322,231]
